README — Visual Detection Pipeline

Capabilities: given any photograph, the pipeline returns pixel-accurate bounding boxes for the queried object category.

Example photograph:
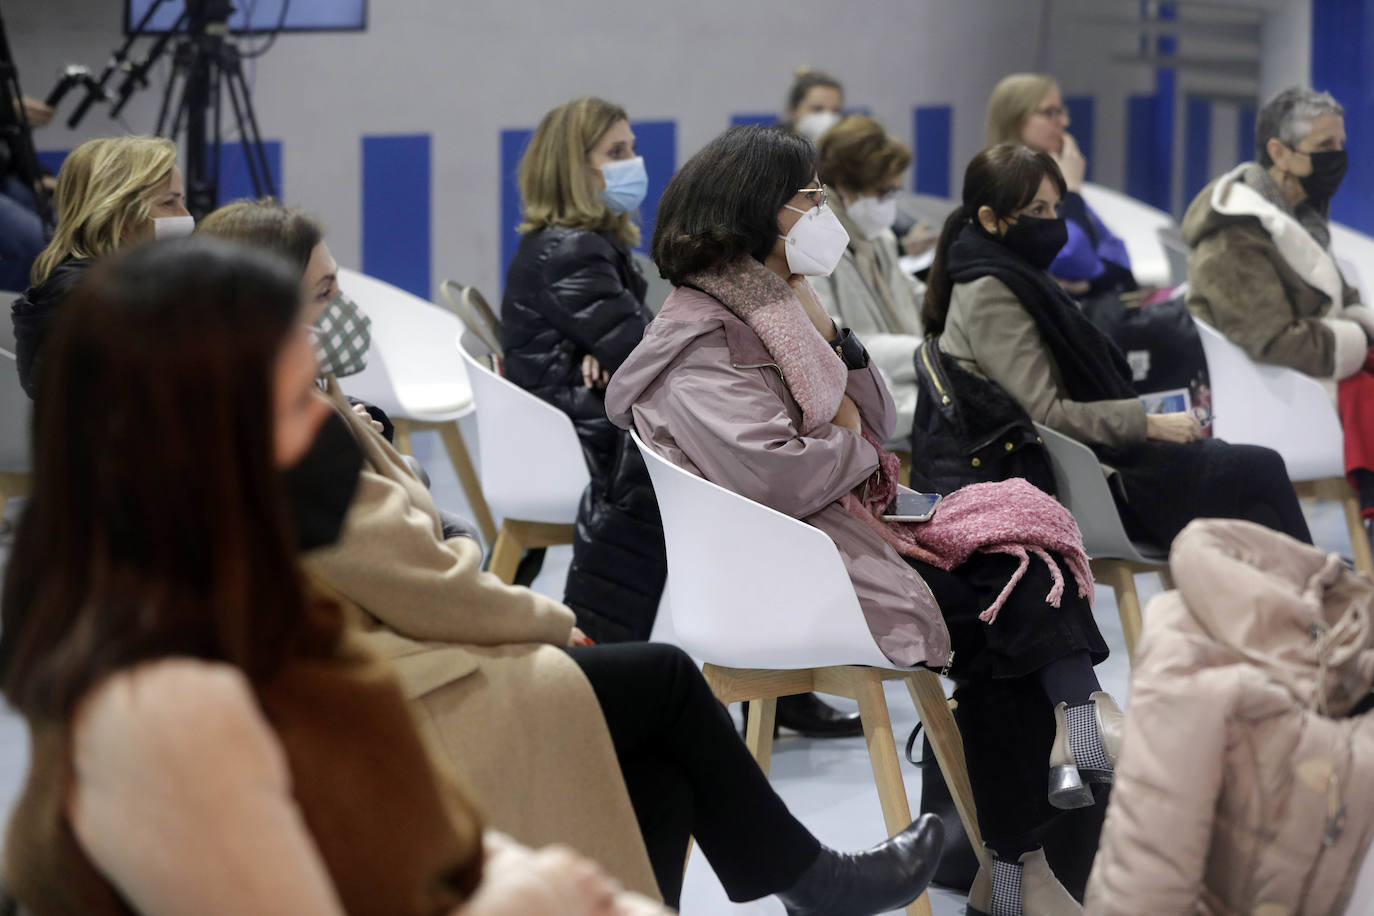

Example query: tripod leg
[222,68,264,198]
[225,58,276,198]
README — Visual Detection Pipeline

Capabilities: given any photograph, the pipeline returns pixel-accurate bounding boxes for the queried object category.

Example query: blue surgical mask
[600,156,648,212]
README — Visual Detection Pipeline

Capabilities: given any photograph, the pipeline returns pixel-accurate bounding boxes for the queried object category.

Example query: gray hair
[1256,87,1345,167]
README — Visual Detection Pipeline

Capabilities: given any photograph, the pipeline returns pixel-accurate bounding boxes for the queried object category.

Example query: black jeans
[566,643,820,907]
[910,552,1107,847]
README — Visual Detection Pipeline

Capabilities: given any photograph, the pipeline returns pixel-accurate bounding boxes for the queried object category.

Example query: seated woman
[198,198,943,914]
[813,114,924,443]
[500,96,667,646]
[986,74,1135,297]
[923,142,1311,549]
[607,123,1129,916]
[782,67,845,142]
[0,237,666,916]
[11,135,192,398]
[1183,87,1374,521]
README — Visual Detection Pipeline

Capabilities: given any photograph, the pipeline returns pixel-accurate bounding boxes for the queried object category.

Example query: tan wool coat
[939,274,1147,448]
[1182,163,1373,382]
[301,384,658,899]
[1085,519,1374,915]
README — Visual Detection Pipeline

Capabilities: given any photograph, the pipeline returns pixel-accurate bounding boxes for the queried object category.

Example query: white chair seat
[1081,182,1177,289]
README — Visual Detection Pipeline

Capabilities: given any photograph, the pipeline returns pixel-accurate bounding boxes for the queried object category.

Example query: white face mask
[779,203,850,276]
[795,110,842,142]
[153,215,195,240]
[846,194,898,241]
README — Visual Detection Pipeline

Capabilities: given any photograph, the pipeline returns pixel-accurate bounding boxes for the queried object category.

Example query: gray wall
[8,0,1308,298]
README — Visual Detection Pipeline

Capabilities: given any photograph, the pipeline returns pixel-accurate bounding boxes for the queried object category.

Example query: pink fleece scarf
[842,438,1094,623]
[684,258,847,434]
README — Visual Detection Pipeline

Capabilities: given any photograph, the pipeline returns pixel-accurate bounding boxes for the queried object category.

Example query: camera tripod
[0,9,54,234]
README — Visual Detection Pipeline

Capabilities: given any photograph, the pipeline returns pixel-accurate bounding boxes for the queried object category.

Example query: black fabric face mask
[1000,215,1069,271]
[1298,148,1348,204]
[282,410,364,552]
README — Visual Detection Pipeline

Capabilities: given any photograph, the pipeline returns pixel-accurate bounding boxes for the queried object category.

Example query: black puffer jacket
[11,257,90,399]
[501,226,666,642]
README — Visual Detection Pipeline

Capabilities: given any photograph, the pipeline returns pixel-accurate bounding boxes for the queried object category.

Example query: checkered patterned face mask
[311,291,372,378]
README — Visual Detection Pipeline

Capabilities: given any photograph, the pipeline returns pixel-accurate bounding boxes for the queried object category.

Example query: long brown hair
[923,143,1066,334]
[0,238,342,719]
[197,198,324,276]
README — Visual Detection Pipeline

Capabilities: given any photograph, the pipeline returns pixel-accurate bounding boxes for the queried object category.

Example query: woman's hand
[789,274,838,340]
[567,626,593,647]
[832,394,862,435]
[1145,412,1202,443]
[1052,132,1087,193]
[581,355,611,389]
[1055,276,1091,297]
[461,836,622,916]
[900,222,937,258]
[351,402,385,434]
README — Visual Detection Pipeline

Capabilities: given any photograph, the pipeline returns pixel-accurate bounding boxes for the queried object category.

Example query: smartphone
[881,490,941,523]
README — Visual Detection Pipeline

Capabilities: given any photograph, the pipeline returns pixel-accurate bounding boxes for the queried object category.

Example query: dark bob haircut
[652,125,816,285]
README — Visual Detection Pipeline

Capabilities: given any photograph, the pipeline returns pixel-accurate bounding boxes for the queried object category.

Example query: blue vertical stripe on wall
[912,105,952,198]
[498,120,678,288]
[1237,105,1257,165]
[1312,0,1372,234]
[731,113,776,127]
[214,140,282,205]
[1125,1,1177,213]
[361,134,431,299]
[1183,97,1212,205]
[1063,96,1094,181]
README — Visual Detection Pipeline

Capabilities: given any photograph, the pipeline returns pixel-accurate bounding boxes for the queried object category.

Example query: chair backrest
[1080,182,1177,288]
[1156,225,1190,287]
[1192,317,1344,481]
[631,252,674,316]
[1033,423,1165,564]
[630,430,894,670]
[439,280,503,357]
[1330,221,1374,306]
[335,267,473,421]
[456,334,589,523]
[0,345,30,474]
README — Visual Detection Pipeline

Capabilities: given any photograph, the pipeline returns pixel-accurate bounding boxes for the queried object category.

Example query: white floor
[0,420,1356,914]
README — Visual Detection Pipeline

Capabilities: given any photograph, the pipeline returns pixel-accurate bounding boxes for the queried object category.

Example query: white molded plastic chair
[334,267,496,544]
[1192,317,1372,573]
[1081,182,1177,289]
[457,334,590,584]
[1033,423,1168,658]
[439,280,503,358]
[0,340,32,513]
[631,431,984,916]
[1157,225,1190,287]
[1330,221,1374,306]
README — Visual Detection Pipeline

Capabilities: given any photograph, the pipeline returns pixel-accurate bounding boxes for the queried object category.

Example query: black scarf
[946,222,1137,403]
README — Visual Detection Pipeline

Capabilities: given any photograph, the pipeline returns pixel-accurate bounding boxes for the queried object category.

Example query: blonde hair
[31,136,179,285]
[517,97,638,248]
[985,73,1059,146]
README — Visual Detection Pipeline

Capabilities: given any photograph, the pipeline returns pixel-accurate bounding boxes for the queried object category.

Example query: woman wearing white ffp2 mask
[783,66,845,141]
[809,115,925,443]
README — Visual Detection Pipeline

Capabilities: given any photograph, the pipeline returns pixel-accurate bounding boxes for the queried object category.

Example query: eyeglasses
[797,186,828,210]
[1034,105,1069,122]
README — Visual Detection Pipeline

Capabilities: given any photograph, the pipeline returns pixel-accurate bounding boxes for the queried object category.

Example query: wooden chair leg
[1342,491,1374,576]
[486,520,528,584]
[392,417,413,455]
[743,695,778,779]
[1093,560,1142,660]
[853,669,932,916]
[905,671,988,871]
[438,421,498,546]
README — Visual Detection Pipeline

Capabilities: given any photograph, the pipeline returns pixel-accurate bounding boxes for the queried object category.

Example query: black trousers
[909,552,1107,847]
[566,643,820,907]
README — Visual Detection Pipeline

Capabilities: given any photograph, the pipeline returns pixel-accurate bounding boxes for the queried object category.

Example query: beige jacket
[301,385,659,899]
[1183,163,1372,382]
[1085,519,1374,915]
[939,274,1146,448]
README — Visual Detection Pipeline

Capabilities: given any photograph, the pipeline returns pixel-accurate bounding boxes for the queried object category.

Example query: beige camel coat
[1085,519,1374,915]
[301,384,659,899]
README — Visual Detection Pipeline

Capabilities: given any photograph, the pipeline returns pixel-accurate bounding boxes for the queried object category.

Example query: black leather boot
[775,813,944,916]
[775,692,864,738]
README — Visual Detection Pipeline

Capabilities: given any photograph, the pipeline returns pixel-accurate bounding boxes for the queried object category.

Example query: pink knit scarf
[685,258,847,434]
[841,438,1095,623]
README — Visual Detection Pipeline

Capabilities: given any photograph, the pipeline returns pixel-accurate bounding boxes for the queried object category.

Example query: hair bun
[794,66,814,78]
